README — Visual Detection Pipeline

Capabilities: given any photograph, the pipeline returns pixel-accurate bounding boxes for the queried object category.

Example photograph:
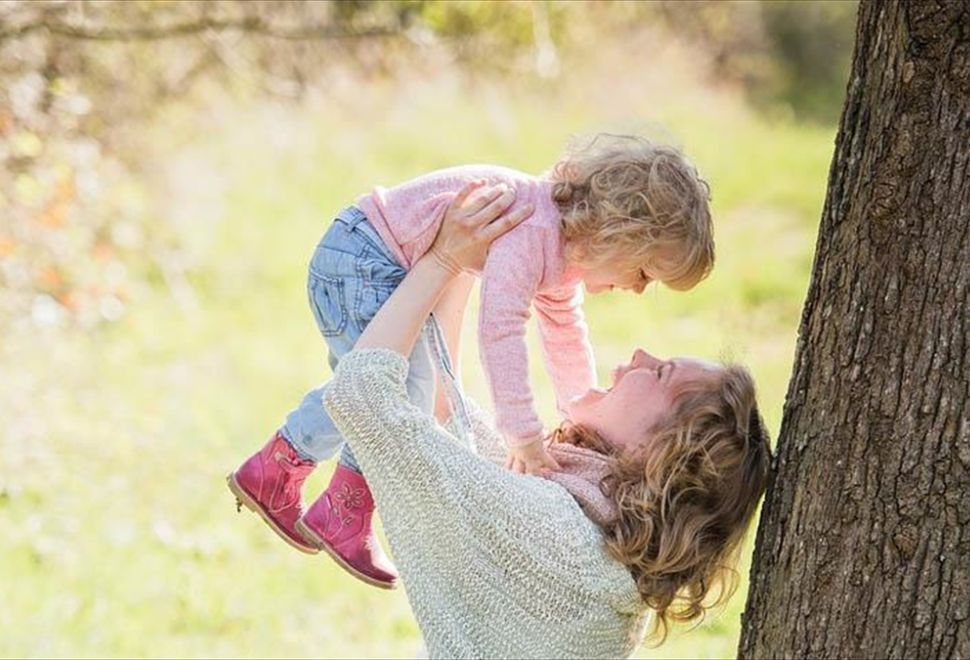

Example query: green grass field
[0,59,837,657]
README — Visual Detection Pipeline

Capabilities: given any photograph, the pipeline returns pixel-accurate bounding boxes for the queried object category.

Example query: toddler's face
[580,261,653,295]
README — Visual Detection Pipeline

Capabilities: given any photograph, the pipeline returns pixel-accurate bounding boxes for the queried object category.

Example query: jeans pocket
[308,273,348,337]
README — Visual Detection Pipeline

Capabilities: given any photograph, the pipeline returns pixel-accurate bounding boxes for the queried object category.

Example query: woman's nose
[632,349,660,368]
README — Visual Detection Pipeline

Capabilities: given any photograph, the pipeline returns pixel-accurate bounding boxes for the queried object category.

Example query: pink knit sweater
[357,165,597,446]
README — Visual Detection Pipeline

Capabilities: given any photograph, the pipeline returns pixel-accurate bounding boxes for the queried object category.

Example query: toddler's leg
[225,286,354,555]
[292,213,415,587]
[282,327,357,464]
[227,218,362,555]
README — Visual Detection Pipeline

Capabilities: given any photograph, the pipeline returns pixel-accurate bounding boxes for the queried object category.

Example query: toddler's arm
[478,227,547,445]
[533,286,597,414]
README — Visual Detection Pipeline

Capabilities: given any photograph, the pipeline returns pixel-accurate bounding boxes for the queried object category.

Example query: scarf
[544,443,619,527]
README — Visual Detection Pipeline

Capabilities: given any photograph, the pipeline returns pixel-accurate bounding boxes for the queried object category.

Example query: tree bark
[739,1,970,658]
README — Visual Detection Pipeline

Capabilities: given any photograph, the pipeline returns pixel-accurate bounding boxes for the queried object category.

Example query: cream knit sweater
[323,348,649,659]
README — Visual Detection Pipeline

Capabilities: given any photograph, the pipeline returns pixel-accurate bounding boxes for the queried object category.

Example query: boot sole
[294,518,397,590]
[226,472,319,555]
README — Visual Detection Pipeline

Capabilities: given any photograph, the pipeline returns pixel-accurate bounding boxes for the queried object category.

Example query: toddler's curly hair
[551,133,714,291]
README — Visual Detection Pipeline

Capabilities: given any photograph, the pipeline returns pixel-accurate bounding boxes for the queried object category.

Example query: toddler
[227,134,714,589]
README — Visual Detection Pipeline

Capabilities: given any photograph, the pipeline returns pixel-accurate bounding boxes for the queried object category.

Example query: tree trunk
[738,1,970,658]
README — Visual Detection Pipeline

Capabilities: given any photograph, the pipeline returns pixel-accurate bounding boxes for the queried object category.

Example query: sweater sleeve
[477,227,546,447]
[533,284,597,415]
[323,349,532,505]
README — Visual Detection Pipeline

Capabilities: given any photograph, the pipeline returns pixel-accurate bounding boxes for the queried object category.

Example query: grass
[0,48,837,658]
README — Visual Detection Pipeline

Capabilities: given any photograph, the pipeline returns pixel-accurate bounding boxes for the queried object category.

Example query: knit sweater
[323,348,648,659]
[356,165,596,446]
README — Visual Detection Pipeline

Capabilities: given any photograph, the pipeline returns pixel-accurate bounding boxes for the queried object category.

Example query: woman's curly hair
[553,363,771,644]
[550,133,714,291]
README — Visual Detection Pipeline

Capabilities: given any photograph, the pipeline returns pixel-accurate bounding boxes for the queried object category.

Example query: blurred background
[0,1,857,657]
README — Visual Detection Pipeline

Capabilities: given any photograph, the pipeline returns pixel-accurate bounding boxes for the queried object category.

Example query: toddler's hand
[504,437,560,476]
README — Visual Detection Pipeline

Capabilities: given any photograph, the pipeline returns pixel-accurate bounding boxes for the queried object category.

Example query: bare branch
[0,15,403,42]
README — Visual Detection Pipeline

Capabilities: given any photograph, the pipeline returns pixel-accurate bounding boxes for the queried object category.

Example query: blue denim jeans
[283,207,470,471]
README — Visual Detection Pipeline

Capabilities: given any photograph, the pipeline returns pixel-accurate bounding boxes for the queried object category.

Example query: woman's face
[566,349,722,455]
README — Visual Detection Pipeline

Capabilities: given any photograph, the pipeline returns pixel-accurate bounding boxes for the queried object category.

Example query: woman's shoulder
[501,475,630,570]
[477,475,648,634]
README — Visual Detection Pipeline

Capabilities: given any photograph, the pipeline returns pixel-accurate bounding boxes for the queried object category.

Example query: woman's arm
[354,256,454,355]
[432,273,475,422]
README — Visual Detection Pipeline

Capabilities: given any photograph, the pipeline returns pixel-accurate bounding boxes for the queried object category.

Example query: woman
[322,187,771,658]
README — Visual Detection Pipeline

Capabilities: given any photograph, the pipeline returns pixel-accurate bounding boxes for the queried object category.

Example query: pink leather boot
[227,430,318,554]
[296,464,399,589]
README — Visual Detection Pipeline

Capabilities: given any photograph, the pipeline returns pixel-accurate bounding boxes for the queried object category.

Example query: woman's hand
[354,181,532,359]
[429,181,534,275]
